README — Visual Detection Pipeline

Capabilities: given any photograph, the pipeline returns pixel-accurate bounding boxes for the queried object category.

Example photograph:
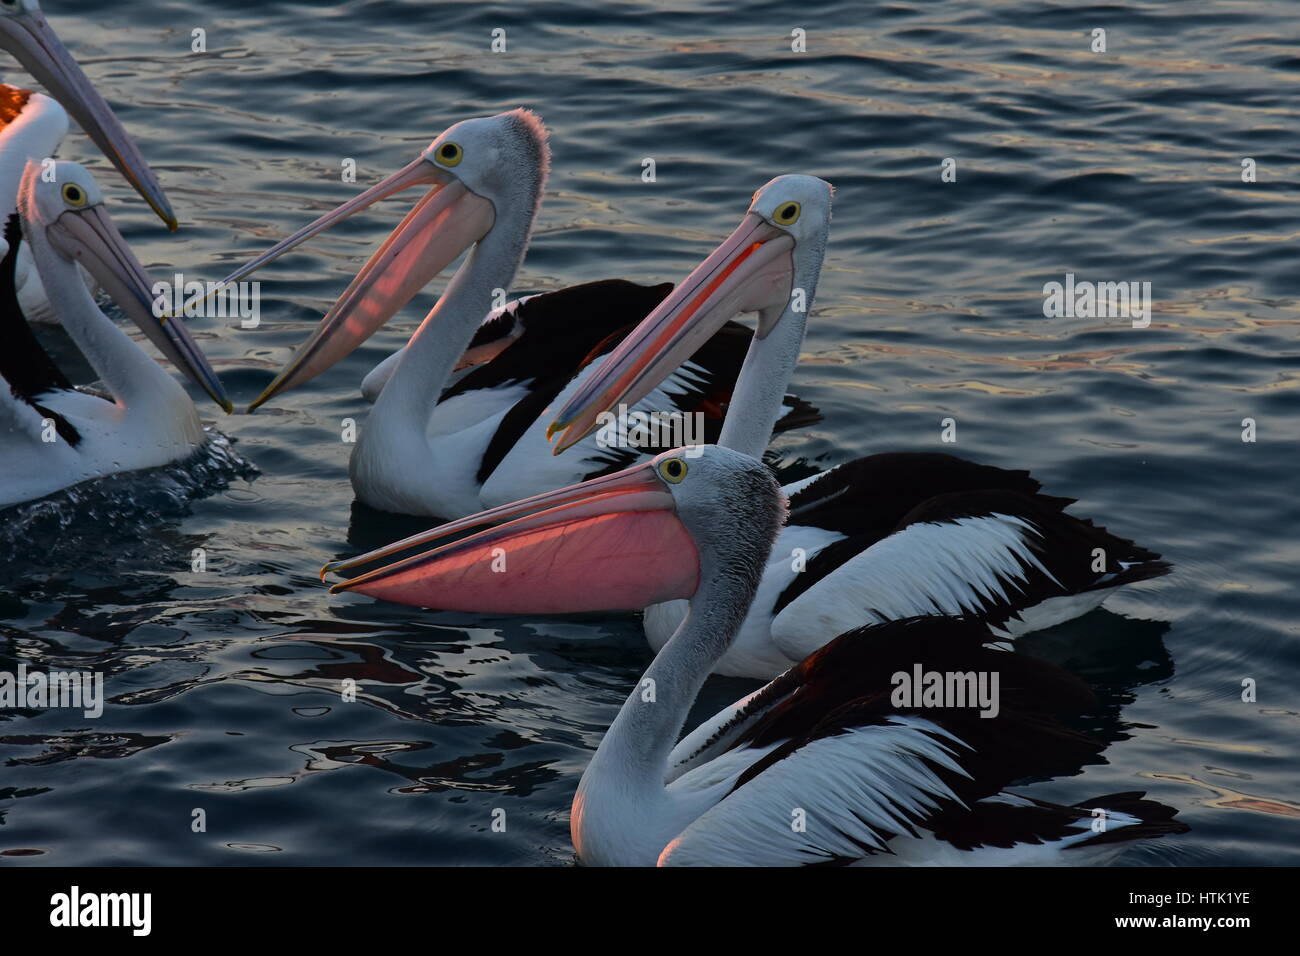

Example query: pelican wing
[771,507,1054,661]
[909,790,1189,862]
[662,617,1103,866]
[666,683,794,784]
[771,485,1168,662]
[662,715,972,866]
[477,303,816,507]
[784,452,1053,531]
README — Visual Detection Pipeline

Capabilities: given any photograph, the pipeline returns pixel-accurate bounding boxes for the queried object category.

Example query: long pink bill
[547,212,795,453]
[202,156,449,302]
[322,463,700,614]
[247,173,495,410]
[31,164,230,412]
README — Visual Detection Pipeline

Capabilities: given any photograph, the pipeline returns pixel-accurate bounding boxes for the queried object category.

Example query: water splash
[0,427,258,561]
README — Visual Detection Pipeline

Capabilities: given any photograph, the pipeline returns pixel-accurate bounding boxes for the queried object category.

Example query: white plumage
[0,161,226,508]
[661,717,969,867]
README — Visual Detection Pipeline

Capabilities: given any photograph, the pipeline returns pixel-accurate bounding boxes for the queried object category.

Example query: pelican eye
[61,183,88,207]
[658,458,688,483]
[772,201,801,226]
[436,142,463,167]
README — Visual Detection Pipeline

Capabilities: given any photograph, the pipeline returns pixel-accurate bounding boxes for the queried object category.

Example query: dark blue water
[1,0,1297,865]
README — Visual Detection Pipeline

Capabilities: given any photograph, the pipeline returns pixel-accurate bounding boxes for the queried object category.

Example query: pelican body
[545,177,1169,677]
[322,446,1188,867]
[0,161,225,508]
[206,111,811,518]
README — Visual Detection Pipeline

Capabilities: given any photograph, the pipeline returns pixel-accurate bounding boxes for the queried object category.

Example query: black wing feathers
[473,280,820,483]
[727,617,1103,800]
[775,453,1169,617]
[0,213,81,446]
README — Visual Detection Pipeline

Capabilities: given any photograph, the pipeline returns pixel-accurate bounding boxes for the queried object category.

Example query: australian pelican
[204,110,811,518]
[0,160,227,509]
[546,176,1170,678]
[322,445,1187,866]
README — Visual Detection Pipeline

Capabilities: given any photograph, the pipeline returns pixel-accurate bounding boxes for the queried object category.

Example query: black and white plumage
[366,273,816,518]
[0,163,226,509]
[322,445,1187,867]
[0,85,70,325]
[469,282,818,510]
[766,454,1168,646]
[658,616,1185,867]
[357,277,813,511]
[205,112,816,518]
[645,452,1170,677]
[0,211,79,444]
[550,176,1170,677]
[0,4,231,508]
[0,86,158,328]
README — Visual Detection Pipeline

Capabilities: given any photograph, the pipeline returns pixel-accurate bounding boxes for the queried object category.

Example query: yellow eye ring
[772,201,800,226]
[61,183,88,207]
[436,141,463,167]
[658,458,688,483]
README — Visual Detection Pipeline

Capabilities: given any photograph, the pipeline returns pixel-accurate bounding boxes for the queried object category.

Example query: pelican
[0,160,227,509]
[206,110,811,518]
[322,446,1188,866]
[543,176,1170,678]
[0,1,178,323]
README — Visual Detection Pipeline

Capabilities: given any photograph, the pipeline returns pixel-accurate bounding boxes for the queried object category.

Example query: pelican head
[19,160,229,409]
[215,109,549,410]
[0,0,176,229]
[547,175,833,452]
[319,444,784,616]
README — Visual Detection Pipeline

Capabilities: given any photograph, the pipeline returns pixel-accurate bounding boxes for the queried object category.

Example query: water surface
[1,0,1297,866]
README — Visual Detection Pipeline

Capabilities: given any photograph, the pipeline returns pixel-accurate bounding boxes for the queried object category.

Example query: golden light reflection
[1152,773,1300,818]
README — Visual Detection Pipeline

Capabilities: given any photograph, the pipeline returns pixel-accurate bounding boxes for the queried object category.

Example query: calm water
[1,0,1297,866]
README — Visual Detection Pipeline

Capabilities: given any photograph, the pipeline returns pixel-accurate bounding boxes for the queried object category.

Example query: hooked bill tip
[246,383,279,413]
[145,192,179,231]
[248,360,302,412]
[550,425,584,455]
[202,378,234,415]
